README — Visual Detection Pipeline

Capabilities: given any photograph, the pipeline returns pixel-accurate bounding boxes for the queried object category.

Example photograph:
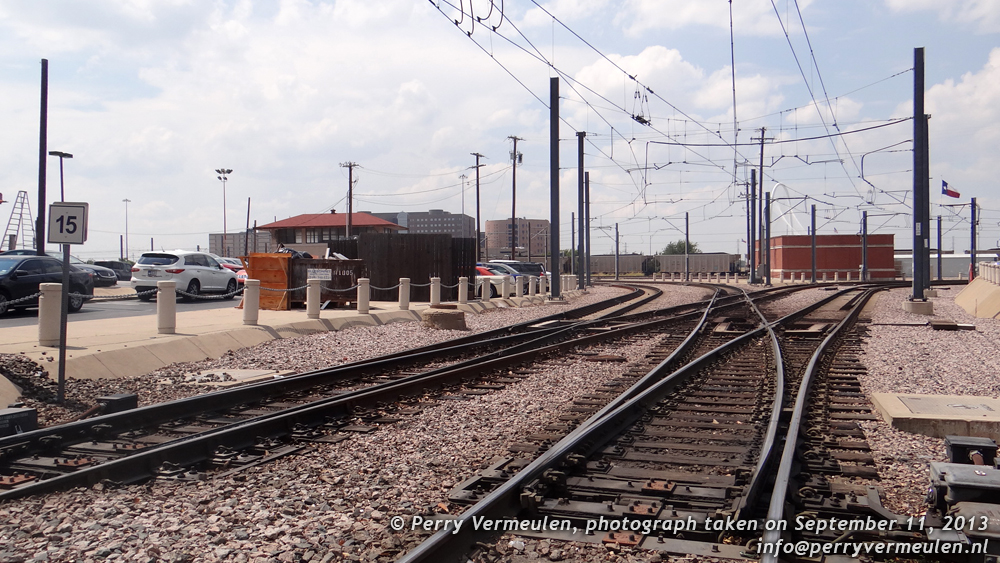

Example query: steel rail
[0,286,653,458]
[0,288,722,499]
[397,285,869,563]
[759,286,885,562]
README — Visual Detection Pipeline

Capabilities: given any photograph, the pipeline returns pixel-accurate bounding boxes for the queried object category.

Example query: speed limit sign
[48,202,89,245]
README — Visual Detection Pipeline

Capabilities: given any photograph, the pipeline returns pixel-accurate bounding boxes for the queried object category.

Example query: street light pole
[122,198,131,261]
[215,168,232,255]
[48,151,73,202]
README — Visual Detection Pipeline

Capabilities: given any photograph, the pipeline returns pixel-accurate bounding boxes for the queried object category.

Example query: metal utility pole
[508,135,523,259]
[614,223,620,281]
[749,169,757,283]
[684,212,690,282]
[36,59,48,257]
[937,215,942,281]
[811,205,817,283]
[585,171,592,287]
[548,77,560,298]
[49,151,72,201]
[339,162,358,238]
[570,212,575,275]
[122,198,131,261]
[911,47,930,301]
[245,197,251,257]
[471,152,484,262]
[764,191,771,285]
[576,131,586,289]
[971,197,978,279]
[862,210,868,281]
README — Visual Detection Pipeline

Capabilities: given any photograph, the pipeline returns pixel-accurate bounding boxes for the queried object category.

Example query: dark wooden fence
[326,234,476,302]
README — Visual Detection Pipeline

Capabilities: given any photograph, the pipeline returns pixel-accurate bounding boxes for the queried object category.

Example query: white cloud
[885,0,1000,33]
[616,0,814,36]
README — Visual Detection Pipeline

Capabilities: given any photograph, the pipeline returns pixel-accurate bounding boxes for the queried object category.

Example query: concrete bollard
[799,272,806,283]
[458,277,468,304]
[157,280,177,334]
[357,278,370,314]
[243,279,260,325]
[430,277,441,306]
[528,276,537,296]
[481,278,491,302]
[834,272,840,282]
[501,275,511,298]
[306,278,321,319]
[515,277,523,298]
[399,278,410,310]
[38,283,61,346]
[846,272,852,282]
[539,274,547,295]
[822,272,828,282]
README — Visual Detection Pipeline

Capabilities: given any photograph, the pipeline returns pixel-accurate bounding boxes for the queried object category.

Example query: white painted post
[528,275,537,296]
[834,272,840,282]
[243,279,260,325]
[822,272,828,282]
[430,277,441,306]
[157,280,177,334]
[481,278,491,302]
[539,274,547,295]
[306,278,321,319]
[501,275,511,298]
[399,278,410,310]
[515,277,523,298]
[458,276,468,304]
[38,283,61,346]
[846,272,852,282]
[357,278,370,314]
[799,272,806,283]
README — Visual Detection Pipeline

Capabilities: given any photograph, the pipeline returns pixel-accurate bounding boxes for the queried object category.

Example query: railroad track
[397,284,944,563]
[0,282,809,500]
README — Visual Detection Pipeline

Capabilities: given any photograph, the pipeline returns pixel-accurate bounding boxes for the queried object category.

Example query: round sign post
[47,202,88,403]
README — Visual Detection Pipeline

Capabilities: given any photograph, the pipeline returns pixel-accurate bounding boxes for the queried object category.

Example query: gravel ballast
[0,283,990,562]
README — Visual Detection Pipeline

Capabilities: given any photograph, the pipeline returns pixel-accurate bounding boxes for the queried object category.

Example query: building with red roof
[257,210,404,245]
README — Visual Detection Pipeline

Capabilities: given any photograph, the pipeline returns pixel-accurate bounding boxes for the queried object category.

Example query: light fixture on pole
[215,168,232,256]
[122,198,131,261]
[48,151,73,202]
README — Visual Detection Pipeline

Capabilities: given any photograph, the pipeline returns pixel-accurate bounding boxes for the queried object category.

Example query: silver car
[131,250,239,301]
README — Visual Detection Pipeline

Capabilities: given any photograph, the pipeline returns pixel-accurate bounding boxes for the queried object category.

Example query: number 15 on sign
[48,202,89,245]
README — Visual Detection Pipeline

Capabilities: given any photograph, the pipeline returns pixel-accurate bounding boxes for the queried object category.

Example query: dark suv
[94,260,133,282]
[0,255,95,314]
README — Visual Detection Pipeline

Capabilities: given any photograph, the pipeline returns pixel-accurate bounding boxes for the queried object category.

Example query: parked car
[0,255,94,315]
[480,262,530,292]
[94,260,133,282]
[475,265,505,298]
[131,250,239,301]
[0,250,119,287]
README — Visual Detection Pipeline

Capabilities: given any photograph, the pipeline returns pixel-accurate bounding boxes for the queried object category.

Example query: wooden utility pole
[340,162,358,238]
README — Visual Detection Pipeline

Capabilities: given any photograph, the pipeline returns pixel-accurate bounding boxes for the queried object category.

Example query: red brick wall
[766,234,895,280]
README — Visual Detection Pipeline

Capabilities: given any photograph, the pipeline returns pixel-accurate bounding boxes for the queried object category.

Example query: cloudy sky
[1,0,998,260]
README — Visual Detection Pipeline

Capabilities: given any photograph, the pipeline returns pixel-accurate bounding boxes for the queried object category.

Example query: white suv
[131,250,239,301]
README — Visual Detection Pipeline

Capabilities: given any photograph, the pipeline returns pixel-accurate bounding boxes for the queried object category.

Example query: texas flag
[942,180,961,198]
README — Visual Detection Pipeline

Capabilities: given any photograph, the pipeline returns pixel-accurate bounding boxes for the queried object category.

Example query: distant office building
[484,218,550,260]
[209,230,273,257]
[367,210,474,238]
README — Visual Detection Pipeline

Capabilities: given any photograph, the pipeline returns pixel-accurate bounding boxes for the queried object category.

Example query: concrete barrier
[430,277,441,306]
[529,276,537,296]
[307,279,320,319]
[539,274,547,295]
[157,280,177,334]
[502,276,511,298]
[38,283,61,346]
[458,276,468,304]
[243,279,260,325]
[358,278,370,314]
[399,278,410,310]
[515,277,523,298]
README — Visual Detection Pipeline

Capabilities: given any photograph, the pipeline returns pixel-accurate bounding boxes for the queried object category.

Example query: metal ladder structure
[2,191,35,251]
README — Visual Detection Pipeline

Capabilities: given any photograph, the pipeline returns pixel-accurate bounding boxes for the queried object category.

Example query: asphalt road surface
[0,292,240,328]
